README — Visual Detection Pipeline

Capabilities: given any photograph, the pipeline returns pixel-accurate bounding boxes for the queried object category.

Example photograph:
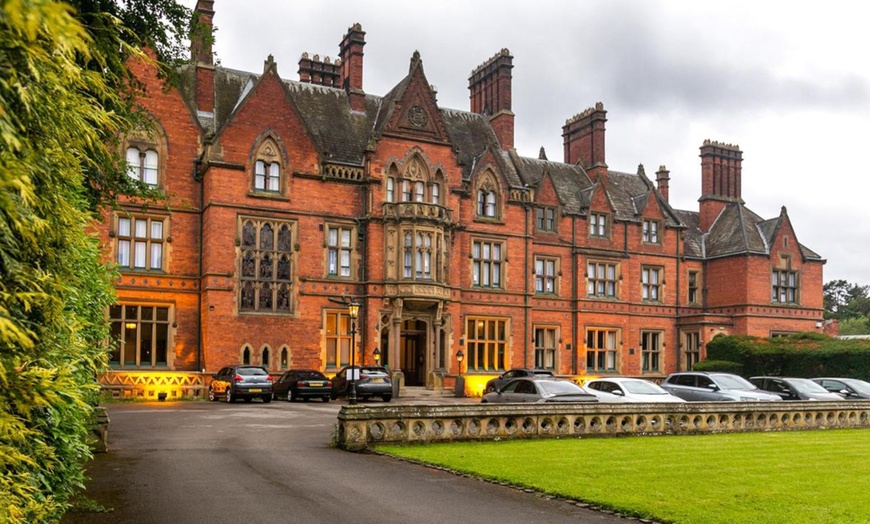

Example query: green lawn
[378,430,870,524]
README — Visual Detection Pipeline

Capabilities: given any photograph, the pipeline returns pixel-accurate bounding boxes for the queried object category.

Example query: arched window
[415,181,425,202]
[251,137,283,194]
[241,345,252,365]
[262,346,271,369]
[280,347,289,369]
[239,218,295,314]
[431,183,440,205]
[476,172,500,218]
[126,147,159,186]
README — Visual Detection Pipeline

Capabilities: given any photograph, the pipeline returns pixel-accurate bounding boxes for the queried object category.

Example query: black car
[208,365,273,403]
[331,366,392,402]
[749,376,843,401]
[812,377,870,399]
[273,369,332,402]
[484,368,555,394]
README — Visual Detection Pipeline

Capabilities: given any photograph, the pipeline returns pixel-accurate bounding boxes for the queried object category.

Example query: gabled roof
[508,153,593,214]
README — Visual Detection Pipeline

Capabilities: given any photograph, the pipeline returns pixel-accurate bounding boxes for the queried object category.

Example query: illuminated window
[641,331,661,372]
[642,219,660,244]
[325,310,354,369]
[327,225,354,278]
[109,304,170,368]
[534,257,557,294]
[466,317,508,372]
[126,146,159,186]
[642,266,663,302]
[586,327,618,372]
[772,270,799,303]
[472,239,503,289]
[683,331,701,370]
[116,215,165,271]
[534,327,557,370]
[587,261,617,298]
[239,218,294,313]
[589,213,608,237]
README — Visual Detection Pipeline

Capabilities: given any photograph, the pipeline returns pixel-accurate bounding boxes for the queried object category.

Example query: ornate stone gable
[383,54,451,144]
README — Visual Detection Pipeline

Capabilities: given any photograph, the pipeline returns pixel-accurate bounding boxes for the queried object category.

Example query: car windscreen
[297,371,326,380]
[238,367,268,376]
[622,380,667,395]
[844,379,870,395]
[361,369,389,377]
[537,381,583,395]
[713,374,756,390]
[788,378,829,394]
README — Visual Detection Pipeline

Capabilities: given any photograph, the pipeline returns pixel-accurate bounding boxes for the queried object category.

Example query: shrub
[692,360,744,374]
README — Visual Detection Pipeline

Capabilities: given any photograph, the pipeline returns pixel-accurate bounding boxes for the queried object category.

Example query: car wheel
[208,387,217,402]
[225,388,234,403]
[262,395,271,403]
[381,394,392,402]
[287,390,294,402]
[322,396,330,403]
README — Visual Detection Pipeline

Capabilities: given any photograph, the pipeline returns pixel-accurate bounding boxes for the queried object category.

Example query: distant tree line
[824,280,870,335]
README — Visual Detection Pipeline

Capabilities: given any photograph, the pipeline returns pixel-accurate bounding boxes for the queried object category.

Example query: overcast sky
[194,0,869,285]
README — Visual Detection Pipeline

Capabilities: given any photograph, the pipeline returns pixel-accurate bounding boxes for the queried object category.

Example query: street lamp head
[347,299,360,320]
[373,347,381,364]
[456,348,464,363]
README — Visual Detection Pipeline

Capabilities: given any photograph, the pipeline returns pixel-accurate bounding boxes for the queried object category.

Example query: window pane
[340,229,351,247]
[135,219,148,238]
[126,148,140,179]
[134,242,146,268]
[150,221,163,239]
[328,228,338,247]
[150,244,162,269]
[118,217,131,237]
[118,240,130,266]
[143,151,158,185]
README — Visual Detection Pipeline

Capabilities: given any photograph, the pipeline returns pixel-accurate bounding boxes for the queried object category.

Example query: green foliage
[824,279,870,329]
[691,359,744,374]
[839,317,870,336]
[704,334,870,380]
[380,430,870,524]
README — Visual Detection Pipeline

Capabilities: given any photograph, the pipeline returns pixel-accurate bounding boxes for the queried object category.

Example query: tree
[823,279,869,320]
[0,1,195,521]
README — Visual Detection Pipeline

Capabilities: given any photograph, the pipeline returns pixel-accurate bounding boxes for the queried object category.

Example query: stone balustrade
[337,401,870,451]
[383,202,453,225]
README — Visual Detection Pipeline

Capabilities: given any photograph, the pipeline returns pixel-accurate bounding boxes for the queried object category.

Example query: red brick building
[98,1,825,396]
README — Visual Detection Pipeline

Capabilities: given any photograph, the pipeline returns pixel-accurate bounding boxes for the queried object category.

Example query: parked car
[660,372,781,402]
[585,377,686,403]
[273,369,332,402]
[749,376,844,401]
[812,377,870,399]
[481,378,598,404]
[208,365,273,403]
[331,365,392,402]
[483,368,555,394]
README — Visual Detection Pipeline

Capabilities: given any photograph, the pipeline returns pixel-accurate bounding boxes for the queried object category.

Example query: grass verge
[378,429,870,524]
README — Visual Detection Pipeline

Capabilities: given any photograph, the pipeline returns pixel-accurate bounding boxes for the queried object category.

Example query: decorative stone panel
[336,401,870,451]
[99,371,208,400]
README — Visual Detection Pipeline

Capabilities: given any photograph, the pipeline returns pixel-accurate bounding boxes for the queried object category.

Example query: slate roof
[176,63,821,262]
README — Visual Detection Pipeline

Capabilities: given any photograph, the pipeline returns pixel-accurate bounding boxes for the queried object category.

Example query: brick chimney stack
[298,53,340,87]
[656,165,670,202]
[339,23,366,112]
[699,140,743,231]
[562,102,607,180]
[191,0,215,114]
[469,49,514,150]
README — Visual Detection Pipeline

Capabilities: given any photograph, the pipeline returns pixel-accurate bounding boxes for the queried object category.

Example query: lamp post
[373,347,381,365]
[454,348,465,398]
[347,299,360,406]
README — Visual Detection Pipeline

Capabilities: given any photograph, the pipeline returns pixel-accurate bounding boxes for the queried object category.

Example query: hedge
[701,333,870,380]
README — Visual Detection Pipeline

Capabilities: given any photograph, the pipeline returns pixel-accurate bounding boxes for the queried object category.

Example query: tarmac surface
[63,395,629,524]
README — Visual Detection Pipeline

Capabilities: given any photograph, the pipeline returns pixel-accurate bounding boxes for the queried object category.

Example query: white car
[585,377,686,403]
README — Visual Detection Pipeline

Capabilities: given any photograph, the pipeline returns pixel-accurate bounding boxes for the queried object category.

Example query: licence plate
[371,378,384,384]
[309,382,324,387]
[249,388,262,393]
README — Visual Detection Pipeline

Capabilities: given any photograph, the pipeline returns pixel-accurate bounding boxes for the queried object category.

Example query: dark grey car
[750,376,843,401]
[481,378,598,404]
[484,368,555,394]
[208,365,273,403]
[660,372,781,402]
[812,377,870,399]
[331,365,392,402]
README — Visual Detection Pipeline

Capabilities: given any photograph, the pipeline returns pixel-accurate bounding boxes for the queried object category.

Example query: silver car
[749,376,843,401]
[585,377,686,403]
[481,378,598,404]
[660,372,781,402]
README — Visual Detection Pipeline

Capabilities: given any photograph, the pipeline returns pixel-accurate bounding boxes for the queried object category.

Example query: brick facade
[98,5,825,388]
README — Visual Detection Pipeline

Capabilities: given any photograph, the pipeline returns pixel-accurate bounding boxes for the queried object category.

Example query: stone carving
[407,105,429,128]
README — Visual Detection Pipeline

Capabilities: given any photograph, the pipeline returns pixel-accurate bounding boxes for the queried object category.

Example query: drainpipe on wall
[523,202,530,368]
[194,156,204,374]
[675,229,682,372]
[357,153,371,363]
[571,215,578,375]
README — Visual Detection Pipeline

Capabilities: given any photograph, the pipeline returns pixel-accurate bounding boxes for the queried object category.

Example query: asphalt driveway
[63,399,625,524]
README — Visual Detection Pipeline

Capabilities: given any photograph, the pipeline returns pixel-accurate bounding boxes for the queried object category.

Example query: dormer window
[590,213,609,238]
[251,138,284,195]
[477,189,497,217]
[643,219,660,244]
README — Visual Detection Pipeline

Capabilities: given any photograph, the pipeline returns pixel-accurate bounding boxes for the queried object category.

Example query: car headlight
[739,396,760,402]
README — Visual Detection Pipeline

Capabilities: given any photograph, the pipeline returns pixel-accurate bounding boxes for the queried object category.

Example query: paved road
[64,399,624,524]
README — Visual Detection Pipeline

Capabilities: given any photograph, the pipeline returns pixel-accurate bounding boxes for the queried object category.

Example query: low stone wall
[337,401,870,451]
